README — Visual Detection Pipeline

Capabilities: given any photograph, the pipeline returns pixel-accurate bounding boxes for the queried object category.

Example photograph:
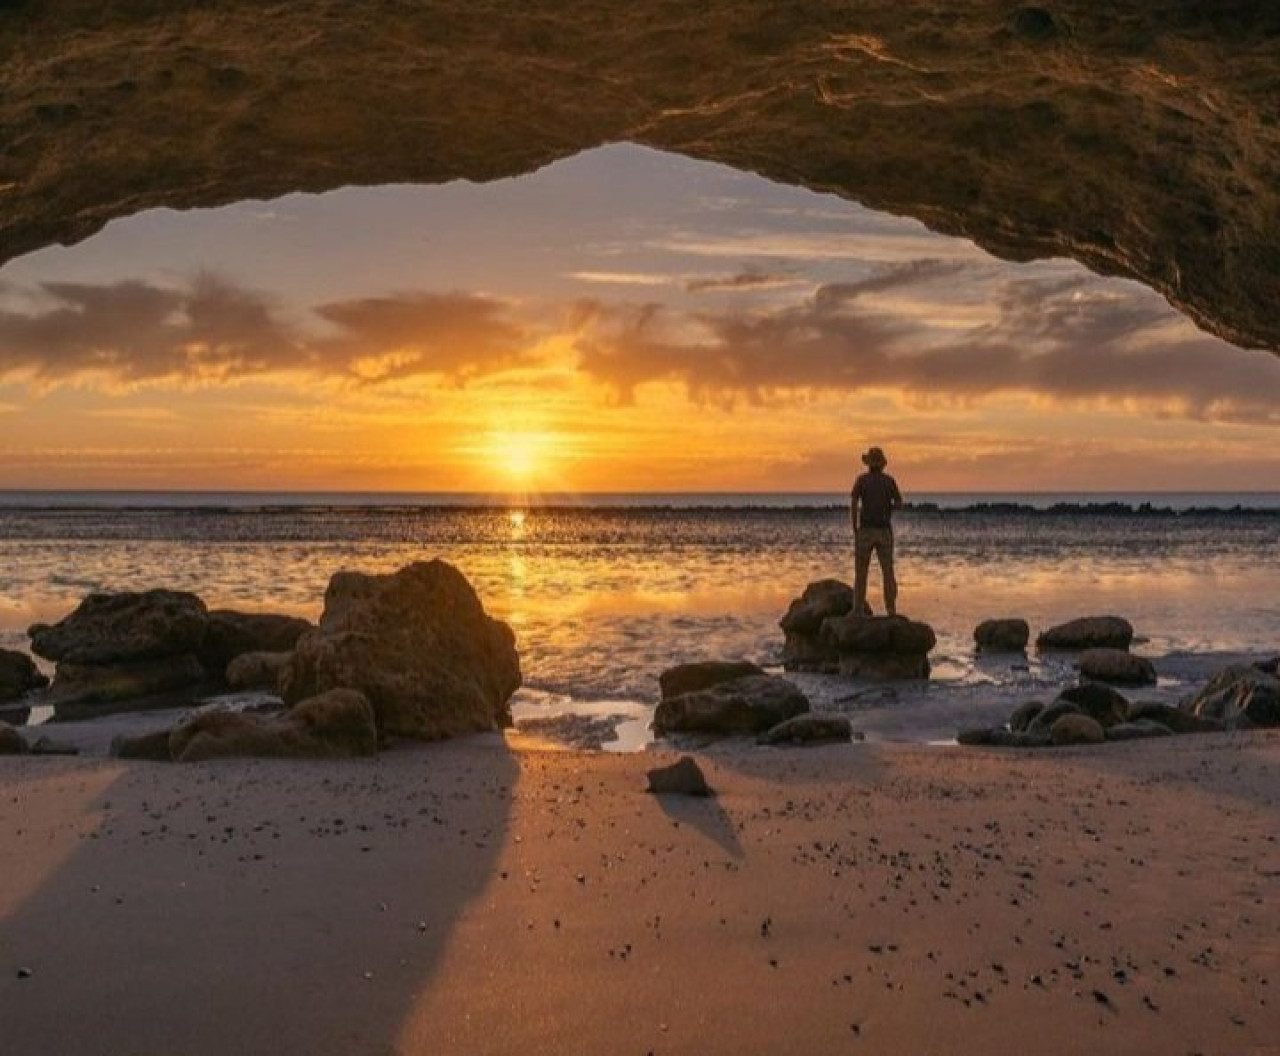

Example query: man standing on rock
[850,446,903,617]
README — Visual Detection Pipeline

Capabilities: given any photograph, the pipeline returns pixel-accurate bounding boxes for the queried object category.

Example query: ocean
[2,493,1278,739]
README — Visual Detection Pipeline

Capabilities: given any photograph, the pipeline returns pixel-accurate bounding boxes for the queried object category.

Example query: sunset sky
[1,144,1277,493]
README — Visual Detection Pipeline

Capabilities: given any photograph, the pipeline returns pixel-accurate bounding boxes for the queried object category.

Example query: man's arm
[890,478,904,513]
[850,478,862,531]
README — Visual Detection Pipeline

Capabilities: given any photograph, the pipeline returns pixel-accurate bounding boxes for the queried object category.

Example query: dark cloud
[682,267,799,293]
[0,277,530,386]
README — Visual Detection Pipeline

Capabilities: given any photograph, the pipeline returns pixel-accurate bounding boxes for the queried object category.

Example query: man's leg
[876,532,898,616]
[853,533,873,615]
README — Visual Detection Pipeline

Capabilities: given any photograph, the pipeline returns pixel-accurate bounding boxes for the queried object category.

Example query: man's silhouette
[850,446,903,616]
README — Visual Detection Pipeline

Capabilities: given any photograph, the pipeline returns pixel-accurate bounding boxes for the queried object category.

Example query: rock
[29,589,208,664]
[226,650,291,692]
[782,589,935,679]
[758,713,857,746]
[658,660,765,701]
[1050,714,1105,746]
[1053,683,1129,728]
[779,579,854,636]
[0,721,29,755]
[48,653,210,720]
[280,560,520,740]
[1105,720,1174,742]
[196,610,313,677]
[110,729,174,761]
[974,618,1030,653]
[0,647,48,702]
[1255,656,1280,676]
[171,689,378,762]
[1080,648,1156,686]
[1126,701,1223,735]
[653,674,809,736]
[1036,616,1133,651]
[1009,700,1045,732]
[956,727,1047,748]
[646,755,712,796]
[0,703,32,726]
[1185,664,1280,729]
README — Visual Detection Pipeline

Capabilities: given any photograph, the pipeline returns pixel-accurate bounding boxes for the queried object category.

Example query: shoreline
[2,732,1277,1054]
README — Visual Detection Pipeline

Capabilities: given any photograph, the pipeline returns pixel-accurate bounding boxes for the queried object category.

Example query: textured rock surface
[1126,700,1223,735]
[653,673,809,736]
[281,560,521,740]
[1105,720,1174,742]
[974,618,1030,653]
[1036,616,1134,652]
[170,689,378,762]
[0,647,47,702]
[758,713,856,746]
[1,4,1276,351]
[1185,664,1280,729]
[48,654,211,721]
[646,755,712,796]
[197,611,313,678]
[1053,683,1130,728]
[29,590,208,665]
[225,650,291,692]
[1050,713,1105,746]
[658,660,765,701]
[782,581,934,679]
[1080,647,1157,686]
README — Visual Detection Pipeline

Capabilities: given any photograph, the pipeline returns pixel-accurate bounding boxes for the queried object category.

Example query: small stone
[646,755,713,796]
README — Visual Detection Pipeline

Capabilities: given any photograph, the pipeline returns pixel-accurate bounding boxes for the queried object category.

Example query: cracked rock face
[1,2,1276,351]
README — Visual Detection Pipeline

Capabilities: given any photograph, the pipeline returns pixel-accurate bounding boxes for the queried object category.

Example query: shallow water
[2,501,1277,726]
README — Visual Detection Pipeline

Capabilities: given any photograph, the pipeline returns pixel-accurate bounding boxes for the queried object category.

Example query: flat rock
[653,673,809,737]
[1050,713,1105,746]
[1036,616,1134,652]
[974,618,1030,653]
[658,660,765,701]
[1080,647,1157,686]
[170,688,378,762]
[1185,664,1280,729]
[646,755,712,796]
[29,590,208,665]
[758,713,857,746]
[281,560,521,740]
[197,610,313,677]
[0,647,48,702]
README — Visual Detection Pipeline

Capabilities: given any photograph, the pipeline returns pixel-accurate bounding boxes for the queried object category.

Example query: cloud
[682,267,802,293]
[0,277,531,388]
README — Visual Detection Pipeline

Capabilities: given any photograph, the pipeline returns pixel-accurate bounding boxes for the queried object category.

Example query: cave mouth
[1,143,1276,495]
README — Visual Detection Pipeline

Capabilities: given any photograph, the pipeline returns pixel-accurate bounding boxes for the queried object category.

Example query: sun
[486,430,554,486]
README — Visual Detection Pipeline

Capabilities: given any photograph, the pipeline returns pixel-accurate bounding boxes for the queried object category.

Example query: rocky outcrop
[225,650,292,692]
[30,590,208,666]
[646,756,712,796]
[758,713,857,746]
[654,671,809,737]
[196,611,313,678]
[0,648,48,702]
[2,4,1278,352]
[781,581,934,679]
[1184,664,1280,729]
[974,619,1030,653]
[658,660,764,701]
[168,689,378,762]
[1036,616,1134,652]
[1080,648,1156,686]
[280,560,521,740]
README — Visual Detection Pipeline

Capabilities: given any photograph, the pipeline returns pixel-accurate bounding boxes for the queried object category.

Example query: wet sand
[2,732,1277,1055]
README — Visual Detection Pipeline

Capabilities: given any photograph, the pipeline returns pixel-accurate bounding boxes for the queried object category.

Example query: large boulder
[1036,616,1134,652]
[196,611,313,678]
[658,660,764,701]
[170,689,379,762]
[974,618,1030,653]
[653,673,809,736]
[46,654,209,721]
[1184,665,1280,729]
[0,647,48,702]
[226,650,292,692]
[280,560,521,740]
[29,590,208,664]
[1080,648,1157,687]
[781,580,934,679]
[1052,683,1130,728]
[1050,714,1105,746]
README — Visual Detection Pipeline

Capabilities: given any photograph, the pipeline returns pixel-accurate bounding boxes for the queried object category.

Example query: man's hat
[862,446,888,468]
